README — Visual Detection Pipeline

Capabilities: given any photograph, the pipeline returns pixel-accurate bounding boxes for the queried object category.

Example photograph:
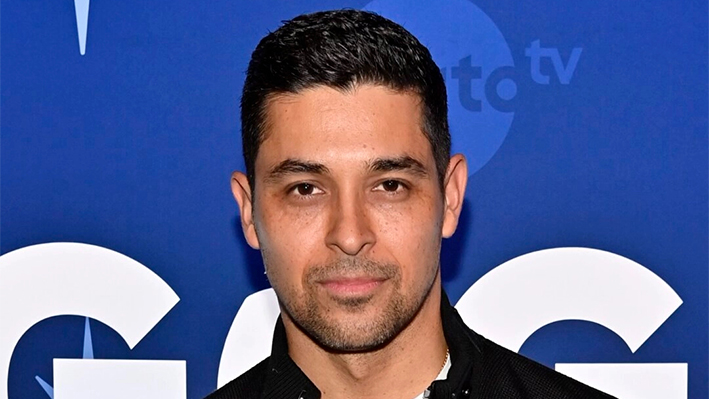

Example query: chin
[292,296,414,353]
[313,324,398,353]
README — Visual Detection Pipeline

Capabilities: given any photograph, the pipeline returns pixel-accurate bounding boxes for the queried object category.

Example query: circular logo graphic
[363,0,515,175]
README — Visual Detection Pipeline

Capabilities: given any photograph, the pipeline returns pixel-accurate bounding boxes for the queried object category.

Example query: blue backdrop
[2,0,707,398]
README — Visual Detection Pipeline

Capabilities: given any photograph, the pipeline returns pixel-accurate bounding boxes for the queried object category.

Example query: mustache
[305,258,399,283]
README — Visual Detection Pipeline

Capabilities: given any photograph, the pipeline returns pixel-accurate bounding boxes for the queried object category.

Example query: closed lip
[317,276,388,295]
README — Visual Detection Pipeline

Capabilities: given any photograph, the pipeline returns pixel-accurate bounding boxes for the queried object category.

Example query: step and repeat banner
[2,0,707,398]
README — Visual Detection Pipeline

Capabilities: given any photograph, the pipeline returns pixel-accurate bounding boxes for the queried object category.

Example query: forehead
[257,85,433,168]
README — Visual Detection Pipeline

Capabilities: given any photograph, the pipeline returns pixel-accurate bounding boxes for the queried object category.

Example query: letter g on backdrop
[0,243,184,399]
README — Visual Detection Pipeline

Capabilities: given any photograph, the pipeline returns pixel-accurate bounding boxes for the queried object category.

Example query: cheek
[372,198,443,280]
[254,198,328,283]
[256,193,325,243]
[373,189,443,240]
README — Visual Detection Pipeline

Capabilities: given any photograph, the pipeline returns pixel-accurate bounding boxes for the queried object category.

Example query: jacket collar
[430,291,480,398]
[261,290,481,399]
[261,317,319,399]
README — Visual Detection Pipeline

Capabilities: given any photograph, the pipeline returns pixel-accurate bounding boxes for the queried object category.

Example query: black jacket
[206,292,616,399]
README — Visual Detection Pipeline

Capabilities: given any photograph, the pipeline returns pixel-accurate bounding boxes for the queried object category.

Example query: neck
[285,279,448,399]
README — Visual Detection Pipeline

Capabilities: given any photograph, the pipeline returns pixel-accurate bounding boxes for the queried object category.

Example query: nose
[325,190,376,256]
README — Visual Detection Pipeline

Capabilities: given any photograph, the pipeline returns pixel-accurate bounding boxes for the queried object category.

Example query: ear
[231,171,260,249]
[441,154,468,238]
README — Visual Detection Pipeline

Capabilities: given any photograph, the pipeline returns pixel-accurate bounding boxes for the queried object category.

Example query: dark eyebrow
[265,159,330,182]
[368,155,429,177]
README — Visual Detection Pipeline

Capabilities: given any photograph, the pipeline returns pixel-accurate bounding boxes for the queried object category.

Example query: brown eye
[382,180,401,192]
[296,183,315,196]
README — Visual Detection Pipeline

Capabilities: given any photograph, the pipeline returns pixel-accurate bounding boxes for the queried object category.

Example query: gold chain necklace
[438,349,450,376]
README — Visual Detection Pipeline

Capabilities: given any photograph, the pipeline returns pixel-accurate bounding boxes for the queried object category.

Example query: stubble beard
[274,257,437,353]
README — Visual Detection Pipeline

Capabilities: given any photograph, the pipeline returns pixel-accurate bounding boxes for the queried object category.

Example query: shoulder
[471,332,616,399]
[202,358,270,399]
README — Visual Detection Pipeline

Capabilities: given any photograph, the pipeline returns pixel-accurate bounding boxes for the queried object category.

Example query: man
[208,9,615,399]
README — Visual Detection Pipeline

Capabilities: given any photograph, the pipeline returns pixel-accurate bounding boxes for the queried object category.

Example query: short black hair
[241,9,450,190]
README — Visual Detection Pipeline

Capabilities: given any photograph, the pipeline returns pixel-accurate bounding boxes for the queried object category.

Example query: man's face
[233,84,465,352]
